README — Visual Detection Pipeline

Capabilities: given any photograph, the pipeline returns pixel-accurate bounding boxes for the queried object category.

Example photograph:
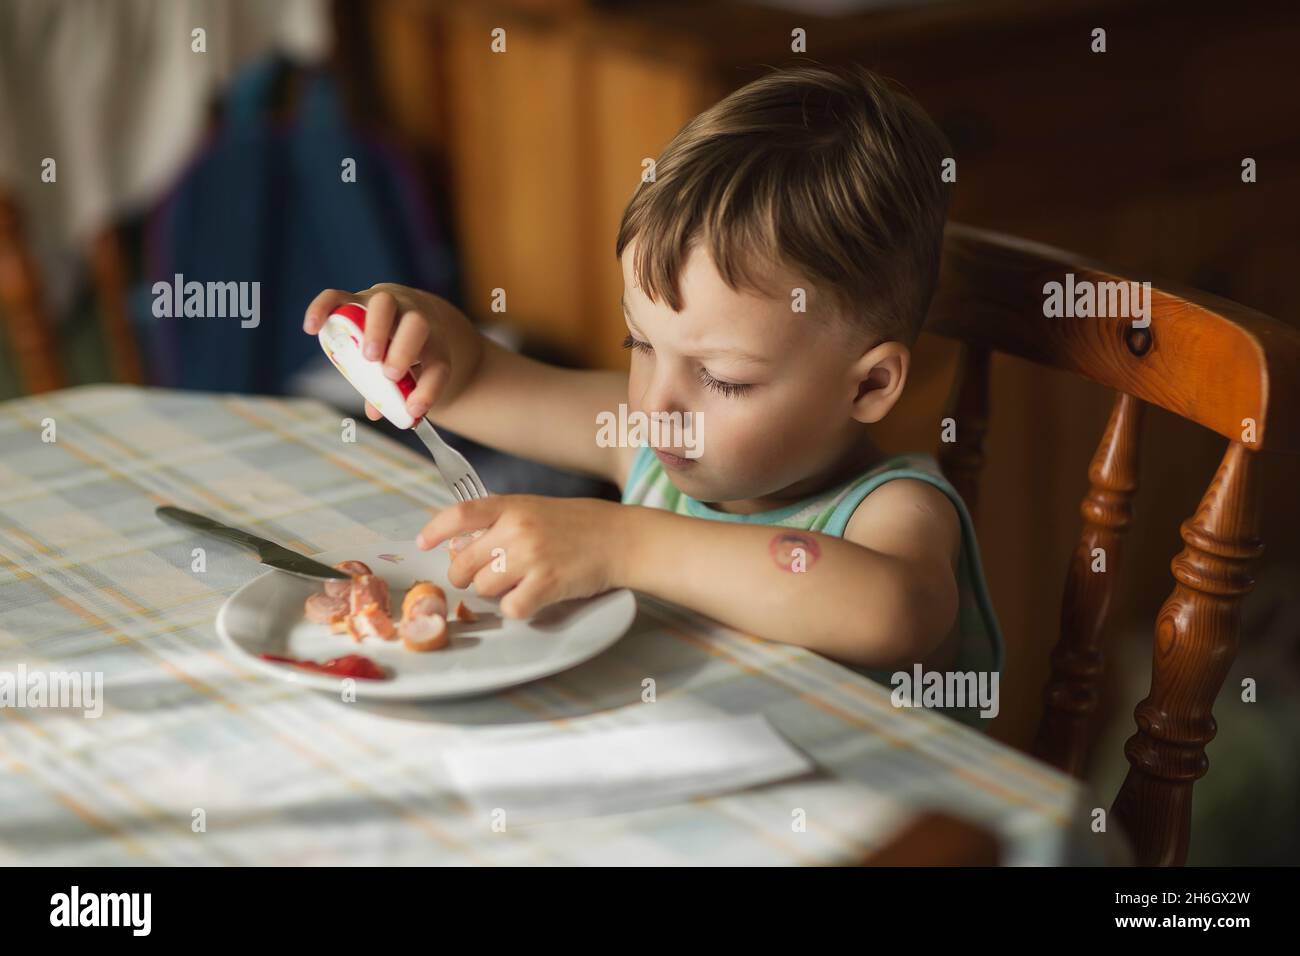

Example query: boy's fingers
[472,560,523,599]
[362,291,397,361]
[303,289,350,333]
[447,529,502,589]
[363,400,381,421]
[416,497,506,550]
[406,362,447,419]
[384,311,429,382]
[499,573,551,620]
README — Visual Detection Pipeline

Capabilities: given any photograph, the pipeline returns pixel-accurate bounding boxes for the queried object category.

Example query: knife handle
[155,506,270,557]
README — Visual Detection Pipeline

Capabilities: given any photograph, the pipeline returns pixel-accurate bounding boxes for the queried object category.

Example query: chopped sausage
[306,561,462,652]
[349,574,391,617]
[348,602,397,641]
[325,560,373,598]
[304,592,349,626]
[339,574,394,641]
[400,613,448,652]
[402,581,447,620]
[452,600,477,623]
[398,581,451,652]
[404,595,445,619]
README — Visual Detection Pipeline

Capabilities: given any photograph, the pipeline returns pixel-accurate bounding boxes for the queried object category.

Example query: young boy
[302,65,1002,721]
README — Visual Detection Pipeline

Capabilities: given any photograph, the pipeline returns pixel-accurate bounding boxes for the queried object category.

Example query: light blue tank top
[621,446,1004,729]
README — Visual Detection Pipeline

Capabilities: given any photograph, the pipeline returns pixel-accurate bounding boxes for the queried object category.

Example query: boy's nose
[636,375,684,419]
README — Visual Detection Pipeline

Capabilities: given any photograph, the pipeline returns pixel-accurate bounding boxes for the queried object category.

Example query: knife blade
[155,506,351,582]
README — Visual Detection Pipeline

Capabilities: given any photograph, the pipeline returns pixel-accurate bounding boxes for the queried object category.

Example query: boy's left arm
[419,480,960,670]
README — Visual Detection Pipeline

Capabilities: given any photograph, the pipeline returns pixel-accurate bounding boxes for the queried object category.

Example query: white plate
[216,539,637,700]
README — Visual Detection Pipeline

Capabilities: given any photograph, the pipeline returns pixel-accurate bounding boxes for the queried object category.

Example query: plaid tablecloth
[0,385,1120,865]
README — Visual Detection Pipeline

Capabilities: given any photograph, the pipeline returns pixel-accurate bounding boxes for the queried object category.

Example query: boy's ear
[849,341,910,424]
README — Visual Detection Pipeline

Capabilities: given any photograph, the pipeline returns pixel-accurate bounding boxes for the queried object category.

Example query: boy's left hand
[415,495,630,620]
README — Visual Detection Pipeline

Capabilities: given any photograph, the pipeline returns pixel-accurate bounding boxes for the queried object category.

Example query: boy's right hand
[305,281,630,489]
[303,284,470,422]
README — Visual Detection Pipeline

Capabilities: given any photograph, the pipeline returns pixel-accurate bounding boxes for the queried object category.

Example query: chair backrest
[928,223,1300,866]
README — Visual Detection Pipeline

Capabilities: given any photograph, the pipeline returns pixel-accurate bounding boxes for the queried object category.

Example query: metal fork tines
[413,418,490,502]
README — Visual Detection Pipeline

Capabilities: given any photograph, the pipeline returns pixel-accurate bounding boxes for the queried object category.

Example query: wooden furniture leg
[89,228,144,384]
[1111,441,1264,865]
[0,195,63,392]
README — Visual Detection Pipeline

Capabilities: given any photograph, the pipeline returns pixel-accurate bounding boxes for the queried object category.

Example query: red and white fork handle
[317,303,421,429]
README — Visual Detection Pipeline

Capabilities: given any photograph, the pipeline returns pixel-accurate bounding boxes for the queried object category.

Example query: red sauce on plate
[259,653,388,681]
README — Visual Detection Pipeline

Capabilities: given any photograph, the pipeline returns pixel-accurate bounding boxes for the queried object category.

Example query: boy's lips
[654,448,697,469]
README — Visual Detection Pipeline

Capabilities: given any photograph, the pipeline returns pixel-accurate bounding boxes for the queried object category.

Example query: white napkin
[443,714,815,824]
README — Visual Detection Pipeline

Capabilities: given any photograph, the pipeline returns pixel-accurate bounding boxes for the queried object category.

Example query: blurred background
[0,0,1297,863]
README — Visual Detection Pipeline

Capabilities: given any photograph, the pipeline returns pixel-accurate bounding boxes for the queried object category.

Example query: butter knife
[155,506,350,582]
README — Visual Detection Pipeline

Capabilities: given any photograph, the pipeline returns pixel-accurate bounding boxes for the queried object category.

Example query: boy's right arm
[304,285,636,488]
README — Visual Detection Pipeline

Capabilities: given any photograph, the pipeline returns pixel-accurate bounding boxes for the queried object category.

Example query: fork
[413,418,490,503]
[315,302,489,504]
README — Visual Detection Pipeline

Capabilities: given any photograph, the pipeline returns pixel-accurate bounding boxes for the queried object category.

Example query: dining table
[0,384,1128,865]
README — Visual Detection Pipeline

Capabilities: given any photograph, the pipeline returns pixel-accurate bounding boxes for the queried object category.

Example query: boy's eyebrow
[622,295,774,365]
[694,345,774,365]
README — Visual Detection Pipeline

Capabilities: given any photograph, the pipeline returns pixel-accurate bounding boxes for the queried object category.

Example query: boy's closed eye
[620,331,652,355]
[621,333,755,398]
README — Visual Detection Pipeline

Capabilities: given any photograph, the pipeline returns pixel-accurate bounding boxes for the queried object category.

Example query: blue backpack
[139,56,458,393]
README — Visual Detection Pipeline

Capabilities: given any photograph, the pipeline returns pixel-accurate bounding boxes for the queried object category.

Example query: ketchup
[260,653,388,681]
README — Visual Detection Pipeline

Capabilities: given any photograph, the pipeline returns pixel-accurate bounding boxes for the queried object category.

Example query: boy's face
[621,243,879,510]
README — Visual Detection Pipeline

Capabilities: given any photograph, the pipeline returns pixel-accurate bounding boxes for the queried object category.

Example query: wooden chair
[860,811,1002,866]
[931,223,1300,866]
[0,194,144,396]
[0,195,64,392]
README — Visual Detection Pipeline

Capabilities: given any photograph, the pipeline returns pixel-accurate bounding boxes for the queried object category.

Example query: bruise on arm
[769,531,822,573]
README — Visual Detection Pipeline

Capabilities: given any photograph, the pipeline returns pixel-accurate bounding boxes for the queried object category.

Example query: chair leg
[0,195,63,393]
[89,228,144,384]
[1111,441,1263,865]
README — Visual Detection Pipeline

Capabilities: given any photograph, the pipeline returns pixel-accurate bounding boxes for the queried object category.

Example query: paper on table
[442,714,815,824]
